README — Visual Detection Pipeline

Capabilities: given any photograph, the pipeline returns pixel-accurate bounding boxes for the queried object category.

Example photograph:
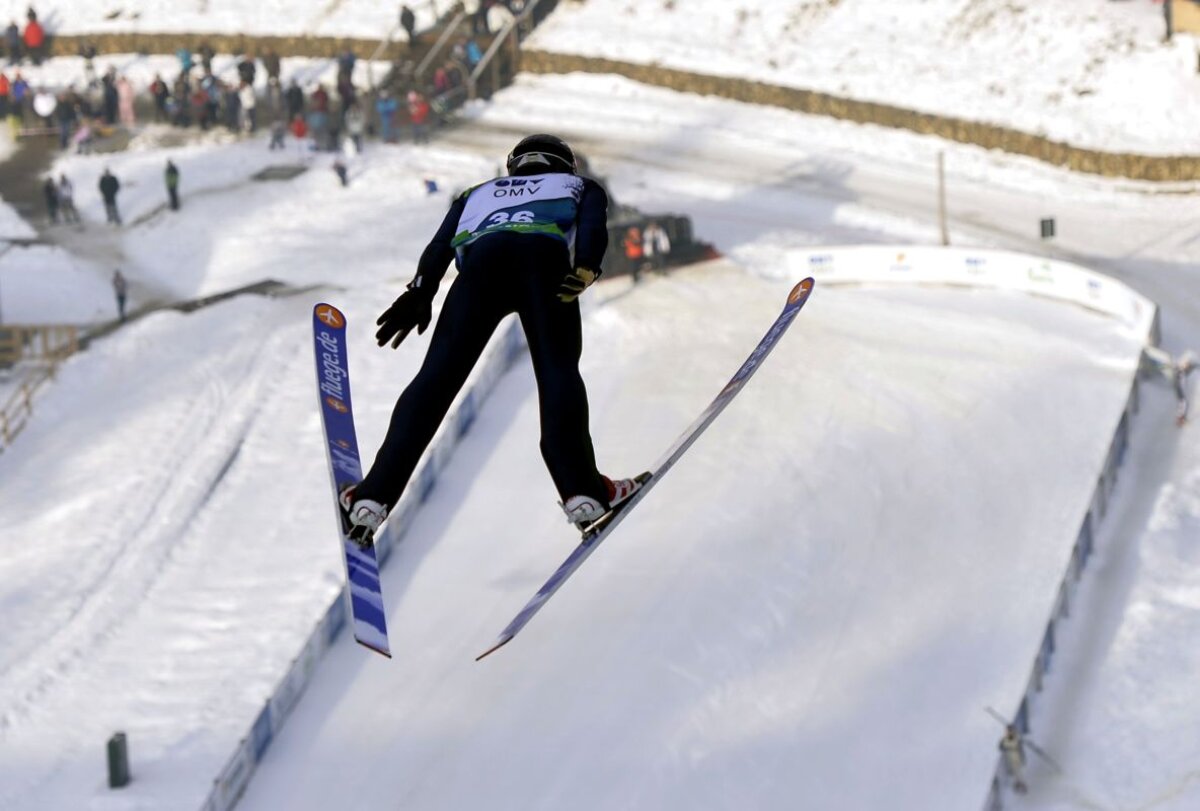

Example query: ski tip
[357,638,393,659]
[475,635,512,662]
[789,277,815,305]
[314,302,347,329]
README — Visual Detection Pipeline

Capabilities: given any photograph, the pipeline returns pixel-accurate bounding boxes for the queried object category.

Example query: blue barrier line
[984,369,1148,809]
[199,317,528,811]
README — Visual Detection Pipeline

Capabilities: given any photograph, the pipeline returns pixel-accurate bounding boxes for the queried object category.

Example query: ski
[477,277,815,660]
[313,303,391,658]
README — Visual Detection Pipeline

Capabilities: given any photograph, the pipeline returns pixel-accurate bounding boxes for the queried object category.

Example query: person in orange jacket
[622,224,644,280]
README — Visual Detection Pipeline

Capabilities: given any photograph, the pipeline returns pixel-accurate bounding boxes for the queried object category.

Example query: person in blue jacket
[340,134,644,542]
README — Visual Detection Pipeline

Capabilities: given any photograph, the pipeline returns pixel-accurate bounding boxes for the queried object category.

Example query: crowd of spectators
[0,0,562,173]
[0,0,553,155]
[3,7,46,67]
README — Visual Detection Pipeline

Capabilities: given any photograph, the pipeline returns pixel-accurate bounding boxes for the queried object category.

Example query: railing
[364,23,401,90]
[467,0,552,99]
[0,324,79,366]
[0,324,81,452]
[1,367,55,450]
[413,9,468,83]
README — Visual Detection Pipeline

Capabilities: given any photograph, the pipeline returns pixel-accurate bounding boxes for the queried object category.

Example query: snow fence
[783,245,1158,810]
[198,316,527,811]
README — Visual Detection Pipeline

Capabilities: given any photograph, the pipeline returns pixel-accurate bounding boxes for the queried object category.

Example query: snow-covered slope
[528,0,1198,155]
[235,264,1141,811]
[0,0,1194,155]
[1,2,1199,808]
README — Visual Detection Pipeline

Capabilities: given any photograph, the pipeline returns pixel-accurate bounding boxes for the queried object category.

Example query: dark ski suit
[356,172,610,510]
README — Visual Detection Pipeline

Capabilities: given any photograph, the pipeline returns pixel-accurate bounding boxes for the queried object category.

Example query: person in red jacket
[22,16,43,66]
[406,89,430,143]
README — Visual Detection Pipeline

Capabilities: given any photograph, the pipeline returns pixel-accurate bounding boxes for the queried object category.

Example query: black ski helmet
[506,133,577,175]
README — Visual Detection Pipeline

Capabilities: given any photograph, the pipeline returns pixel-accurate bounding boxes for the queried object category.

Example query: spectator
[222,80,241,131]
[284,78,304,120]
[999,726,1028,795]
[150,73,169,122]
[176,46,193,76]
[98,167,121,225]
[236,53,256,87]
[165,159,180,211]
[238,81,257,132]
[262,49,281,108]
[642,220,672,272]
[198,43,215,75]
[22,13,43,66]
[400,4,417,48]
[336,71,356,120]
[100,68,118,125]
[112,270,128,322]
[336,49,356,82]
[344,101,365,153]
[53,90,75,149]
[72,117,93,153]
[309,83,330,149]
[312,83,330,114]
[268,116,286,150]
[1143,346,1197,426]
[466,0,489,35]
[42,176,58,224]
[57,174,79,223]
[0,72,9,122]
[262,49,281,85]
[622,225,644,280]
[464,37,483,70]
[375,89,397,143]
[433,65,450,95]
[116,75,135,128]
[1174,350,1195,425]
[79,41,98,87]
[5,20,21,66]
[406,88,430,143]
[7,70,26,135]
[443,60,465,89]
[190,85,209,130]
[10,69,27,114]
[289,112,308,152]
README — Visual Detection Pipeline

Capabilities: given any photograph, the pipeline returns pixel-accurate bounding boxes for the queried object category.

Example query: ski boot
[561,473,651,536]
[338,485,389,548]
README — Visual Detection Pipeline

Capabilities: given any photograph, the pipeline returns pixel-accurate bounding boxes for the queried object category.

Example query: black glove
[376,279,435,349]
[557,266,598,303]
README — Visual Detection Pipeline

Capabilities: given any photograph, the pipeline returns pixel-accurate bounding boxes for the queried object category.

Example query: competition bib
[452,173,584,250]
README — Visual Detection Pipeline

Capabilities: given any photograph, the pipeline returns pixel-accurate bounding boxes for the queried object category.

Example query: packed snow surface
[1,4,1200,810]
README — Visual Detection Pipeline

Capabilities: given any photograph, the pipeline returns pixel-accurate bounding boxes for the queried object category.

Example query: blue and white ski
[477,277,816,659]
[313,303,391,658]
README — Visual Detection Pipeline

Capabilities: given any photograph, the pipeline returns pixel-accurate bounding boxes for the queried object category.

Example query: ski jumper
[356,172,611,509]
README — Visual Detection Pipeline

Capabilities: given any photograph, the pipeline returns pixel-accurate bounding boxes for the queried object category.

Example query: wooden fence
[0,325,80,451]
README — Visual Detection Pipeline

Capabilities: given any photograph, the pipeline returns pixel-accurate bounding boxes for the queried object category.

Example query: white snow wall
[769,246,1159,811]
[197,318,527,811]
